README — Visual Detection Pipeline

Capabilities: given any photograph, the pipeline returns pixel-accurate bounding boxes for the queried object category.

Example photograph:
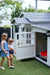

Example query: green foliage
[48,6,50,10]
[38,9,46,13]
[23,4,50,13]
[0,0,23,19]
[0,20,2,23]
[11,2,22,19]
[0,0,19,7]
[38,9,50,13]
[4,25,10,28]
[23,4,35,12]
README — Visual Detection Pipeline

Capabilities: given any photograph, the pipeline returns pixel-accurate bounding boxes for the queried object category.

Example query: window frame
[16,27,35,47]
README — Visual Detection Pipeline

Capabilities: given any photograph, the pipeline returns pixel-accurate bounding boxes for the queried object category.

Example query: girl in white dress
[8,38,15,66]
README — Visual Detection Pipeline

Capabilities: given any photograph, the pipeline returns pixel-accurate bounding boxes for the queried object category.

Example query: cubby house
[11,12,50,67]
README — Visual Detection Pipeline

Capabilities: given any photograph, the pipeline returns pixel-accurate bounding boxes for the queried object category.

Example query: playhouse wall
[16,45,35,60]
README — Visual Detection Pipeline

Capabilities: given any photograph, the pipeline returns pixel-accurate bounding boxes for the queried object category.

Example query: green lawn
[0,57,50,75]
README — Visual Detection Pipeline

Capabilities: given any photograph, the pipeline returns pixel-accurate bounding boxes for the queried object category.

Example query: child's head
[8,38,14,45]
[1,33,8,40]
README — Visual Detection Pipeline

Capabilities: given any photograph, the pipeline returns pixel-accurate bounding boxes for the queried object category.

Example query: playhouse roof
[20,12,50,23]
[12,12,50,30]
[12,18,30,24]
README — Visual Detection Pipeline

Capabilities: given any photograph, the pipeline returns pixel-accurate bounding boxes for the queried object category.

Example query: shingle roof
[21,12,50,23]
[12,12,50,30]
[12,18,30,24]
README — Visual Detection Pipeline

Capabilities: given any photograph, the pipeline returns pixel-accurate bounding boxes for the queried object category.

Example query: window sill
[17,44,34,48]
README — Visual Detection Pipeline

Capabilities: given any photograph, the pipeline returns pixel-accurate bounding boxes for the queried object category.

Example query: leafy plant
[4,25,10,28]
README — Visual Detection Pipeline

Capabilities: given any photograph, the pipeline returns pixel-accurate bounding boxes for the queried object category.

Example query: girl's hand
[5,51,8,54]
[14,50,15,53]
[9,48,11,50]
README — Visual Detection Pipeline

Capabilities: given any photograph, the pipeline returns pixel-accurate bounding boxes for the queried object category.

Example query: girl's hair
[8,38,14,44]
[1,33,8,40]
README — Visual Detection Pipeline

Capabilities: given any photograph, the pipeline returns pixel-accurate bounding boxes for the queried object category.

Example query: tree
[0,0,23,19]
[11,1,22,19]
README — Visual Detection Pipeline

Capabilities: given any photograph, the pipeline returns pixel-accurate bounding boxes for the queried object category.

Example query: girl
[0,33,14,70]
[8,38,15,66]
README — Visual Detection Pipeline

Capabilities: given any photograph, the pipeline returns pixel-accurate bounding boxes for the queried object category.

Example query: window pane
[29,33,31,39]
[26,40,29,44]
[27,34,29,38]
[29,28,31,32]
[17,40,20,46]
[29,40,31,44]
[21,34,24,38]
[21,41,23,45]
[17,34,19,40]
[26,28,29,32]
[21,28,24,32]
[15,26,19,33]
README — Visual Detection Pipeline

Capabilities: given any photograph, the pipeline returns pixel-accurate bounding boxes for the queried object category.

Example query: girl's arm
[11,47,14,50]
[1,42,8,54]
[8,45,11,50]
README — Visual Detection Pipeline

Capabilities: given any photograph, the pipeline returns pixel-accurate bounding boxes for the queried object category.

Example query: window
[21,27,25,32]
[17,34,19,40]
[15,25,19,33]
[16,27,35,47]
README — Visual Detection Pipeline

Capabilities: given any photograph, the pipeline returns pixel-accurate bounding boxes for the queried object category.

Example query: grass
[0,57,50,75]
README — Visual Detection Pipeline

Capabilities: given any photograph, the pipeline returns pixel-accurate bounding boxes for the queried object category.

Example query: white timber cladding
[16,45,35,60]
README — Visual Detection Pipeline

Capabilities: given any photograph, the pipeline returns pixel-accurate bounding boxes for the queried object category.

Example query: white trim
[47,37,50,66]
[35,57,50,66]
[17,44,35,48]
[12,23,50,31]
[10,25,12,38]
[16,55,35,60]
[31,24,50,30]
[15,32,34,35]
[16,31,35,47]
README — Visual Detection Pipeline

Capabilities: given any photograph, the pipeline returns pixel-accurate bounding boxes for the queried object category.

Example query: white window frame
[16,31,35,47]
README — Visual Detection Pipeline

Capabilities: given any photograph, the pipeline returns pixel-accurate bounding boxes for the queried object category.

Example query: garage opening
[36,32,47,62]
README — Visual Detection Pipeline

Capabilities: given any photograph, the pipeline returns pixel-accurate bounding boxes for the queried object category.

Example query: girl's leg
[6,56,14,68]
[6,56,10,67]
[10,54,13,65]
[10,54,14,66]
[0,57,5,67]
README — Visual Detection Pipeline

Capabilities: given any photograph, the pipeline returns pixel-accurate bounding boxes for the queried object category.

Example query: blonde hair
[8,38,14,44]
[1,33,8,40]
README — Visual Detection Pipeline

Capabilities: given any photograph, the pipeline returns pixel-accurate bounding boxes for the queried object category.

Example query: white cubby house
[11,12,50,67]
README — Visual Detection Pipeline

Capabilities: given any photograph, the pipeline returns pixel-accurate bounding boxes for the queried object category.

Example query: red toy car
[40,51,47,59]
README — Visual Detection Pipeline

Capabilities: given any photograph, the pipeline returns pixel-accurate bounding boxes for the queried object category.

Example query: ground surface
[0,57,50,75]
